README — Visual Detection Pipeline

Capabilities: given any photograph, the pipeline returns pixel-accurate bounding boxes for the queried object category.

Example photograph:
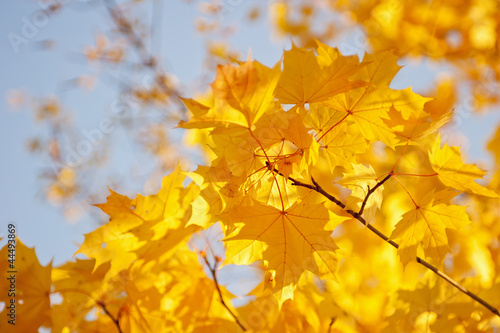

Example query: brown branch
[97,300,123,333]
[56,289,124,332]
[202,255,247,331]
[327,317,335,333]
[102,0,156,68]
[271,168,500,318]
[101,0,179,99]
[358,172,392,215]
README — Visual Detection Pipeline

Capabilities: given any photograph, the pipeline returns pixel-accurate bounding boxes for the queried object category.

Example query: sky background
[1,0,500,274]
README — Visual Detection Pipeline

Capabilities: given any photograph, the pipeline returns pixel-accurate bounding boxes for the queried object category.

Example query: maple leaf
[0,240,52,332]
[212,58,281,126]
[306,102,346,137]
[223,199,338,306]
[180,97,210,117]
[75,223,143,275]
[51,259,112,331]
[251,105,293,148]
[390,191,471,266]
[179,59,280,130]
[178,96,248,129]
[320,122,368,171]
[194,158,248,214]
[276,42,366,104]
[21,29,500,331]
[281,113,320,169]
[429,135,498,198]
[321,52,431,148]
[53,259,110,303]
[75,166,199,273]
[384,104,451,142]
[282,113,314,153]
[208,126,265,178]
[276,153,302,179]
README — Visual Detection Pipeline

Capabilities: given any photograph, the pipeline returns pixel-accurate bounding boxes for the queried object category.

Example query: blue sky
[1,0,500,270]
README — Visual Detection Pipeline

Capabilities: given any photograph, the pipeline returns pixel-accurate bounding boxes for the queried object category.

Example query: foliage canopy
[3,1,500,332]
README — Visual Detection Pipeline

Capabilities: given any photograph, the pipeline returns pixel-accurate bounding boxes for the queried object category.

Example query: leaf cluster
[2,42,500,332]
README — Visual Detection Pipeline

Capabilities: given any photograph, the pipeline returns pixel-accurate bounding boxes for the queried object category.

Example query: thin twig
[358,172,392,215]
[97,300,123,333]
[57,289,124,332]
[327,317,335,333]
[102,0,155,68]
[270,168,500,318]
[202,255,247,331]
[101,0,179,98]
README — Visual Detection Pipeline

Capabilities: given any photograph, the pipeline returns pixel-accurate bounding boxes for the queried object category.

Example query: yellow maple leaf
[323,52,431,148]
[75,224,143,275]
[223,199,338,306]
[0,240,52,332]
[384,104,451,142]
[212,58,281,126]
[276,42,366,104]
[305,102,346,137]
[429,135,498,197]
[209,127,265,178]
[320,122,368,171]
[52,258,109,305]
[178,96,248,129]
[75,166,200,273]
[282,113,320,169]
[94,189,144,230]
[390,192,471,266]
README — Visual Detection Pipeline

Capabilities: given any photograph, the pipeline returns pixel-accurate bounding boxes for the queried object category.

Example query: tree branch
[327,317,335,333]
[101,0,180,99]
[270,167,500,318]
[97,300,123,333]
[202,255,247,331]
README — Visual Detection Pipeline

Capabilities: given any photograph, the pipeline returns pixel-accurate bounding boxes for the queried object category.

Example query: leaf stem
[357,172,392,215]
[97,300,123,333]
[251,128,285,212]
[389,139,409,174]
[327,317,335,333]
[56,288,124,332]
[202,255,247,331]
[316,113,350,142]
[392,175,418,207]
[392,172,438,177]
